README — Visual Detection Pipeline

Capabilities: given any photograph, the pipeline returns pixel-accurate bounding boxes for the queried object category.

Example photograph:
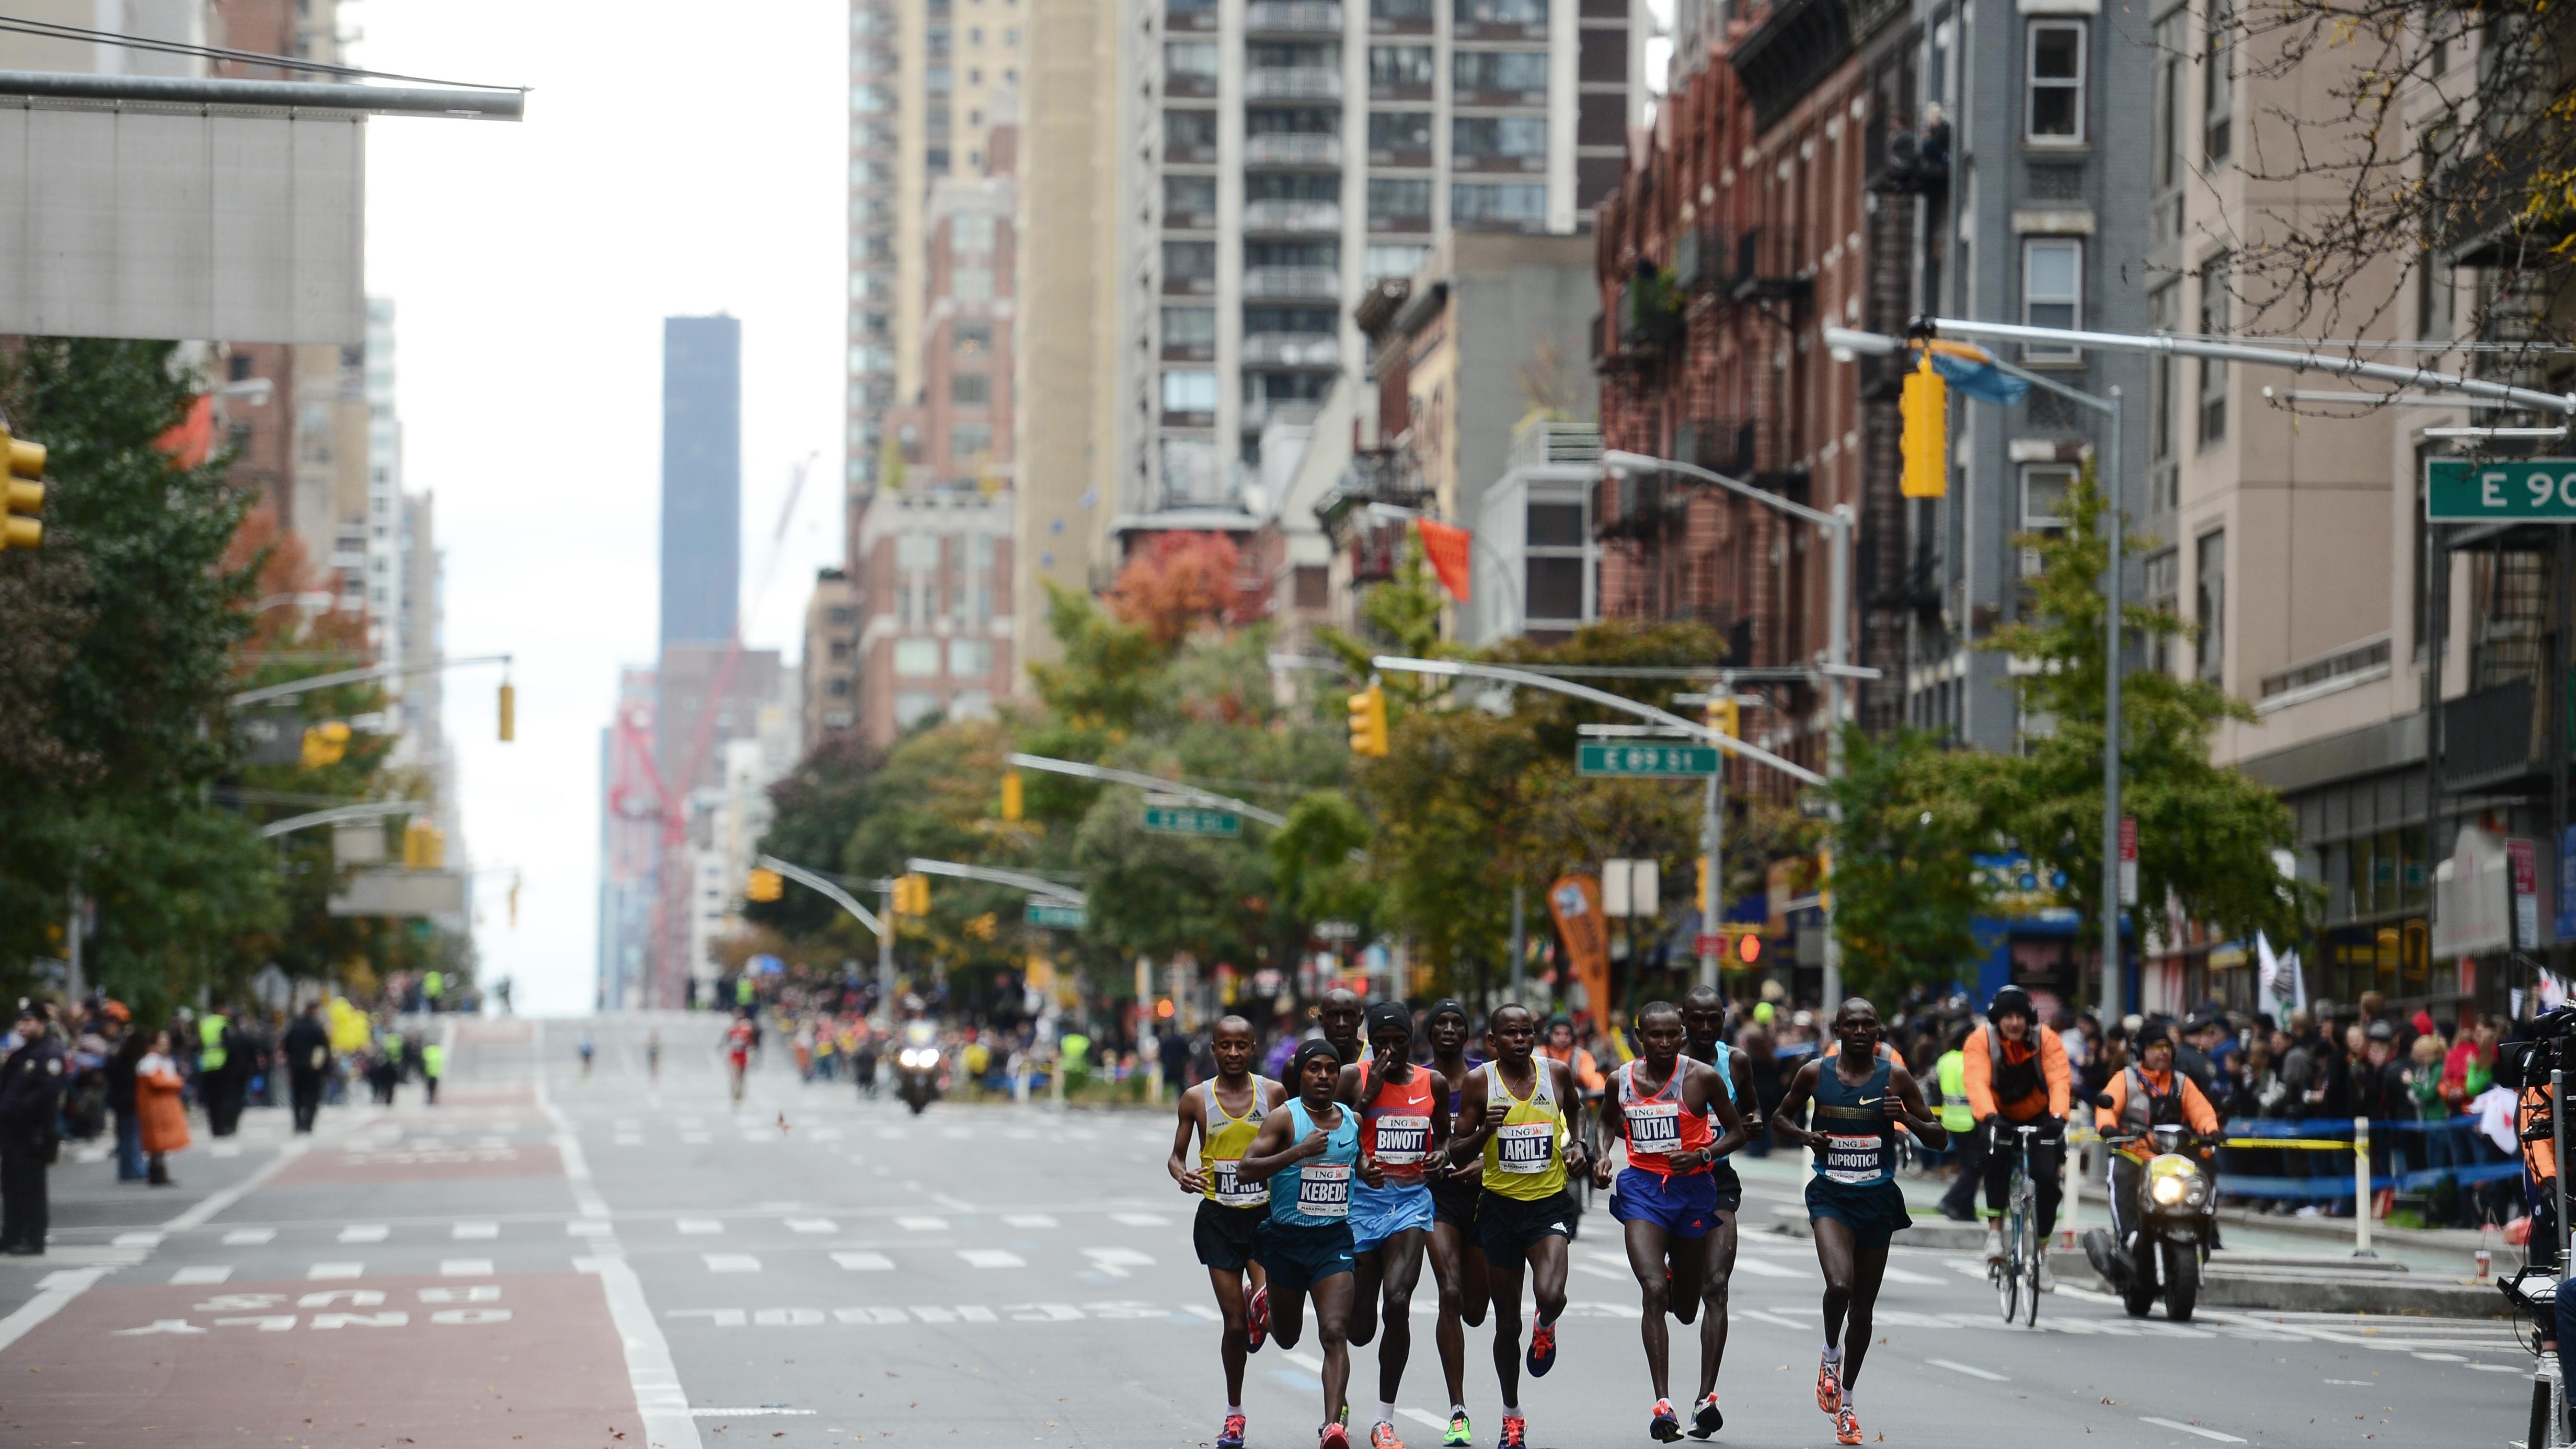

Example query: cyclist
[1421,1000,1488,1447]
[1771,998,1948,1447]
[1340,1003,1449,1449]
[1961,985,2072,1287]
[1445,1004,1590,1449]
[1168,1014,1287,1449]
[2090,1028,2219,1285]
[1240,1039,1387,1449]
[1594,1001,1749,1441]
[1677,984,1755,1438]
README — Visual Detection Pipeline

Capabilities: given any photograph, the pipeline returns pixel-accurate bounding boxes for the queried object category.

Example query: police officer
[0,1002,68,1256]
[282,1002,330,1133]
[421,1036,445,1106]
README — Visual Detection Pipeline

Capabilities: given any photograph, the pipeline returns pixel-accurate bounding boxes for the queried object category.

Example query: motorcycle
[2080,1122,2218,1322]
[894,1022,945,1116]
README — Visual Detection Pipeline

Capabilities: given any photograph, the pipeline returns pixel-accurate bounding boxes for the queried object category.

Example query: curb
[2087,1269,2512,1318]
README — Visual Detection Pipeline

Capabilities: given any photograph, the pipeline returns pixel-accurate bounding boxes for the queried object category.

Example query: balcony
[1243,199,1342,233]
[1617,269,1684,354]
[1243,331,1341,366]
[1165,206,1217,232]
[1166,0,1219,28]
[1729,224,1810,305]
[1455,148,1547,176]
[1247,133,1340,166]
[1246,67,1343,100]
[1163,272,1217,296]
[1670,417,1750,474]
[1243,266,1340,298]
[1367,143,1433,169]
[1367,210,1431,235]
[1246,1,1344,32]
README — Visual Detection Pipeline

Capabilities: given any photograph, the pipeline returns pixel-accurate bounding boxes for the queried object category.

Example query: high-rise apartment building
[803,569,859,741]
[890,110,1021,491]
[852,490,1016,743]
[1115,0,1650,527]
[662,315,743,649]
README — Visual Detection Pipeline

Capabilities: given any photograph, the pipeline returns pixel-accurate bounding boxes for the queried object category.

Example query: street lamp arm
[901,856,1089,907]
[757,853,887,938]
[1369,655,1826,786]
[231,653,514,708]
[258,799,426,840]
[1600,450,1842,531]
[1004,752,1292,829]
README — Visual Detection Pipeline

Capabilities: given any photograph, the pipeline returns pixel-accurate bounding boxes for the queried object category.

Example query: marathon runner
[1241,1039,1384,1449]
[1421,1000,1488,1447]
[1678,984,1755,1437]
[646,1029,662,1083]
[1320,987,1366,1068]
[1444,1004,1589,1449]
[1168,1015,1287,1449]
[723,1011,755,1108]
[1593,1000,1749,1441]
[1770,998,1947,1446]
[1338,1003,1449,1449]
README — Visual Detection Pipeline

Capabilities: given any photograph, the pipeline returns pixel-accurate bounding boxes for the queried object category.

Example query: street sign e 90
[2425,458,2576,521]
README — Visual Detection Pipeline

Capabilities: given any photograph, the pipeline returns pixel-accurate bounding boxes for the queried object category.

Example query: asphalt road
[0,1013,2536,1449]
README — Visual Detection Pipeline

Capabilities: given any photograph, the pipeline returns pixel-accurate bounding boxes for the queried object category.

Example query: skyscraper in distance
[661,315,742,648]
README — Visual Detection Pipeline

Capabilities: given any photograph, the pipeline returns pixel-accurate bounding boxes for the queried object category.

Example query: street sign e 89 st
[2425,458,2576,521]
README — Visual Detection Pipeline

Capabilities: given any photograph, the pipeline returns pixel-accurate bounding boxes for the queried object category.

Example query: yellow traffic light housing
[1900,353,1948,499]
[746,867,784,903]
[300,720,352,769]
[893,872,931,915]
[498,682,515,742]
[0,424,43,549]
[1705,694,1740,741]
[1000,768,1024,821]
[401,817,445,870]
[1347,684,1389,757]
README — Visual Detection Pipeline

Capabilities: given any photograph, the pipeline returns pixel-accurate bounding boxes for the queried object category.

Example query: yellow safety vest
[199,1015,229,1072]
[1936,1050,1974,1132]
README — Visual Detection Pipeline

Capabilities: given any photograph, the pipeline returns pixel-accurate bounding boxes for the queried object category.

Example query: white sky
[356,1,848,1015]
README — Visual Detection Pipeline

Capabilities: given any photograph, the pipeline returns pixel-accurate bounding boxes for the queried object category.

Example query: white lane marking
[1082,1247,1155,1278]
[2411,1351,2466,1362]
[1111,1212,1170,1227]
[2138,1417,2246,1443]
[1004,1213,1057,1228]
[221,1228,275,1246]
[338,1224,390,1244]
[534,1026,613,1222]
[833,1252,894,1271]
[307,1262,363,1279]
[454,1222,499,1240]
[786,1218,838,1234]
[1926,1359,2007,1382]
[0,1269,104,1355]
[113,1232,165,1248]
[209,1142,243,1158]
[897,1216,949,1232]
[691,1408,818,1417]
[442,1259,495,1277]
[2465,1362,2523,1372]
[165,1133,322,1233]
[1739,1308,1810,1331]
[932,1194,978,1213]
[568,1220,615,1237]
[1571,1262,1630,1282]
[703,1254,762,1273]
[170,1266,233,1285]
[1730,1256,1802,1279]
[677,1218,725,1235]
[579,1254,705,1449]
[1281,1349,1325,1374]
[1878,1266,1941,1285]
[959,1249,1027,1268]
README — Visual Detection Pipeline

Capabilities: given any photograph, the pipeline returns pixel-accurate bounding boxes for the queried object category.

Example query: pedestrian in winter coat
[0,1002,67,1254]
[136,1031,191,1187]
[106,1026,147,1181]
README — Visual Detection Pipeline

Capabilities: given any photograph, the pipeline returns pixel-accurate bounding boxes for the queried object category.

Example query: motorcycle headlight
[2150,1174,2187,1205]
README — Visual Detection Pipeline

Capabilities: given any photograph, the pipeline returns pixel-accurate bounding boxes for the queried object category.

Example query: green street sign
[1578,741,1721,777]
[1143,803,1240,836]
[2426,458,2576,521]
[1024,902,1088,929]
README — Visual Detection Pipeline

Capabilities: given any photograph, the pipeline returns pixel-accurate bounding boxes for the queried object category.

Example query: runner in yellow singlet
[1168,1015,1288,1449]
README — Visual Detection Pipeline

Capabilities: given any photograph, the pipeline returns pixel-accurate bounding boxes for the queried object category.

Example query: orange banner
[1415,517,1473,602]
[1546,873,1611,1021]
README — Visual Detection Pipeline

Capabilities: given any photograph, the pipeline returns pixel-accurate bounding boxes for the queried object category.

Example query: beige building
[803,569,858,741]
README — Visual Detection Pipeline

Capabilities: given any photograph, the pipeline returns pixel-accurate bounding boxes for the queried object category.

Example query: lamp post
[1598,449,1857,1008]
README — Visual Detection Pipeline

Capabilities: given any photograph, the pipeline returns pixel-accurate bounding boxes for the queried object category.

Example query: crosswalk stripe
[170,1266,232,1285]
[221,1228,275,1246]
[897,1216,948,1231]
[454,1222,499,1240]
[1003,1214,1057,1228]
[567,1221,615,1237]
[786,1219,839,1234]
[442,1259,494,1277]
[678,1219,724,1235]
[958,1249,1026,1268]
[832,1251,893,1271]
[1110,1213,1170,1227]
[113,1232,164,1248]
[1730,1256,1803,1279]
[338,1225,389,1244]
[704,1254,762,1273]
[308,1262,363,1279]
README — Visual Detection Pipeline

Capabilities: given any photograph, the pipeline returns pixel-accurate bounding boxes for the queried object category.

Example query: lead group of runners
[1167,988,1946,1449]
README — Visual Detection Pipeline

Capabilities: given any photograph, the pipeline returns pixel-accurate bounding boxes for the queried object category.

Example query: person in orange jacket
[2093,1029,2220,1256]
[1955,986,2072,1279]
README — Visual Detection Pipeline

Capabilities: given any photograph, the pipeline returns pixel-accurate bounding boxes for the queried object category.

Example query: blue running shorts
[1608,1165,1721,1239]
[1349,1179,1434,1254]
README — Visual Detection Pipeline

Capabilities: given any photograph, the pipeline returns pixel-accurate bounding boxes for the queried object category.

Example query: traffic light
[1347,684,1389,757]
[746,867,784,902]
[1705,694,1740,740]
[1000,768,1024,822]
[498,682,515,743]
[401,817,445,870]
[300,720,352,769]
[1900,352,1948,499]
[508,874,522,927]
[893,872,930,915]
[0,423,44,549]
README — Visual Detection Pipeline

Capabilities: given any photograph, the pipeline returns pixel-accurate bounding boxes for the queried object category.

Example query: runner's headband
[1291,1039,1342,1081]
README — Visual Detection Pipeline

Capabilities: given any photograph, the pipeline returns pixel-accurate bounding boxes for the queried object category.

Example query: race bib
[1372,1114,1431,1165]
[1496,1122,1556,1174]
[1627,1101,1683,1154]
[1821,1132,1883,1185]
[1297,1163,1352,1218]
[1210,1158,1267,1209]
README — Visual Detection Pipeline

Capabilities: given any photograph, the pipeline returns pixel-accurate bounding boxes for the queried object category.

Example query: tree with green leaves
[1825,726,1991,1005]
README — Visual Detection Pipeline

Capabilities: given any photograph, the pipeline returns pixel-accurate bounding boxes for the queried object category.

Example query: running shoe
[1498,1414,1527,1449]
[1814,1356,1843,1414]
[1525,1316,1558,1377]
[1442,1411,1472,1447]
[1649,1398,1682,1442]
[1218,1415,1248,1449]
[1834,1407,1862,1446]
[1370,1422,1406,1449]
[1687,1396,1723,1440]
[1247,1285,1269,1353]
[1321,1423,1351,1449]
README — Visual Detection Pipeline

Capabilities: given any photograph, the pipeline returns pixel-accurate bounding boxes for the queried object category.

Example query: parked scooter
[2081,1119,2220,1322]
[894,1020,944,1116]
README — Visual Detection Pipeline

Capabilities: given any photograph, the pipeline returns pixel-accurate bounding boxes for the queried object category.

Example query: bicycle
[1987,1123,2041,1327]
[2503,1264,2569,1448]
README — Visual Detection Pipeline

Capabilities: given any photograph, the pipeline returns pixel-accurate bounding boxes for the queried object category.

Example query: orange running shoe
[1498,1414,1527,1449]
[1835,1406,1862,1445]
[1369,1422,1405,1449]
[1815,1355,1843,1414]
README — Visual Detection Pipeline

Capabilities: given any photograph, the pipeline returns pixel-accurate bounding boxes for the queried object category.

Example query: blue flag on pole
[1930,349,2032,406]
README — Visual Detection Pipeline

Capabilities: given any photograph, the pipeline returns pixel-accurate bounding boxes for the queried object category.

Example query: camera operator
[2499,1006,2576,1360]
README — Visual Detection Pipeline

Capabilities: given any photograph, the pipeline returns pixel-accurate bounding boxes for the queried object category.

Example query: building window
[1456,0,1546,19]
[2143,547,2180,677]
[927,65,953,93]
[1369,45,1435,85]
[2020,238,2082,361]
[1164,240,1217,280]
[1452,182,1547,226]
[951,211,995,255]
[1164,108,1218,151]
[1166,40,1217,82]
[1163,307,1216,348]
[1162,370,1219,413]
[2152,10,2185,194]
[1524,499,1589,624]
[1367,178,1433,221]
[954,320,993,354]
[1365,243,1430,279]
[894,639,941,677]
[1452,49,1548,95]
[1165,173,1216,218]
[1373,0,1433,19]
[1369,111,1433,151]
[949,638,992,676]
[2194,529,2225,686]
[2198,255,2229,446]
[951,423,993,457]
[2204,0,2233,162]
[951,372,992,406]
[1453,114,1548,159]
[951,268,994,304]
[894,691,942,728]
[2147,282,2177,468]
[2024,20,2086,142]
[1247,170,1339,202]
[896,532,938,569]
[2020,464,2074,531]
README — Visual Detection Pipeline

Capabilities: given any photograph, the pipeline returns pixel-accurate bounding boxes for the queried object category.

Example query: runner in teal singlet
[1769,998,1947,1448]
[1241,1038,1385,1449]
